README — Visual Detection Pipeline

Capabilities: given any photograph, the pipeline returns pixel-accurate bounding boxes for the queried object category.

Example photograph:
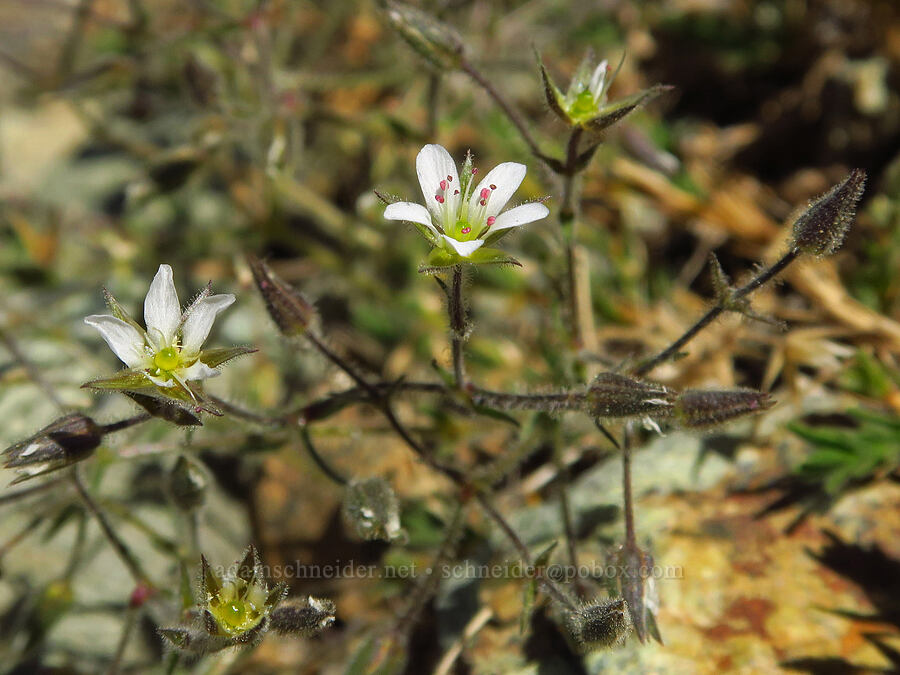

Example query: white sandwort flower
[384,144,549,268]
[85,264,235,391]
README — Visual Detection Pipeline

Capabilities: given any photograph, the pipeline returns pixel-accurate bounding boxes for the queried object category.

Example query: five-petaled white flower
[85,264,235,390]
[383,144,549,265]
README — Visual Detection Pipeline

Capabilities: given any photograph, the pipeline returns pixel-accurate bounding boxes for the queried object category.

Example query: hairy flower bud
[381,0,464,70]
[169,455,208,511]
[269,596,337,636]
[791,168,866,256]
[3,413,103,484]
[674,389,773,428]
[565,598,631,651]
[342,477,405,542]
[247,255,318,337]
[586,372,675,419]
[125,391,202,427]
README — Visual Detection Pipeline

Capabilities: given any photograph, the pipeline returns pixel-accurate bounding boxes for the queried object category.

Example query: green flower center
[449,220,478,241]
[568,90,599,122]
[208,579,265,635]
[153,347,181,372]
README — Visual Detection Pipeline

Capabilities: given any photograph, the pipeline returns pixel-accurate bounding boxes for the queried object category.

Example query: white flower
[383,144,549,262]
[85,264,235,391]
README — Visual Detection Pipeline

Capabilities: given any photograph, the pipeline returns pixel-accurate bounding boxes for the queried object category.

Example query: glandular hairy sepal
[791,168,866,257]
[674,388,774,429]
[247,255,319,337]
[269,596,337,636]
[586,372,675,419]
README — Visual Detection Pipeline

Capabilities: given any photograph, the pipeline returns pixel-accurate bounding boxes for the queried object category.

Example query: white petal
[84,315,150,369]
[442,236,484,258]
[467,162,526,222]
[384,202,440,238]
[416,144,460,221]
[589,60,608,100]
[179,360,221,381]
[491,202,550,232]
[180,293,235,357]
[146,373,177,388]
[144,264,181,349]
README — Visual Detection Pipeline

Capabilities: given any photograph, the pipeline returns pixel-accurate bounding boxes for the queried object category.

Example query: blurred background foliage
[1,0,899,673]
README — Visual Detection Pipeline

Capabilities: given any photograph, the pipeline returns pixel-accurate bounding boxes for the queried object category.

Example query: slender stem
[0,477,66,506]
[475,492,575,611]
[632,249,800,376]
[100,413,151,434]
[63,512,88,581]
[0,326,65,410]
[56,0,95,81]
[396,500,467,630]
[558,128,595,349]
[621,423,636,548]
[106,605,138,675]
[554,449,579,578]
[299,427,348,486]
[426,73,441,139]
[470,388,585,412]
[450,265,466,388]
[70,467,151,586]
[206,394,285,426]
[459,57,545,163]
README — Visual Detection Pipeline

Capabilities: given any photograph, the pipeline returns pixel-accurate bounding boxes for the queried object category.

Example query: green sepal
[102,288,145,333]
[536,51,570,125]
[419,247,461,273]
[82,370,223,416]
[82,369,155,391]
[198,346,257,368]
[581,84,672,135]
[467,247,522,267]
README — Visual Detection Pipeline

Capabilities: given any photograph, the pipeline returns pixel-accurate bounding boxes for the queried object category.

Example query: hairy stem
[622,423,636,548]
[299,427,348,486]
[100,413,151,434]
[459,57,545,163]
[632,248,799,376]
[450,265,466,387]
[71,467,151,586]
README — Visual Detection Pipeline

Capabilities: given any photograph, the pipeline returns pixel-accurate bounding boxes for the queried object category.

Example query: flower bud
[168,455,208,511]
[381,0,464,70]
[791,168,866,256]
[269,596,337,636]
[585,372,675,419]
[125,391,202,427]
[3,413,103,484]
[342,477,405,542]
[673,388,773,428]
[565,598,631,651]
[247,255,318,337]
